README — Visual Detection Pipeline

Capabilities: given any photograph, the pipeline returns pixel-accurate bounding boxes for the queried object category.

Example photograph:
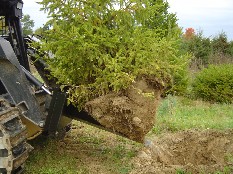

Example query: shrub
[38,0,189,109]
[192,64,233,103]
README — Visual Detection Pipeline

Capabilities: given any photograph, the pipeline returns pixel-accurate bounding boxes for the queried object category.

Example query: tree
[184,28,195,40]
[146,0,178,36]
[34,27,43,36]
[38,0,189,108]
[182,30,211,66]
[212,32,229,55]
[34,24,50,37]
[21,14,35,36]
[182,30,233,67]
[227,41,233,57]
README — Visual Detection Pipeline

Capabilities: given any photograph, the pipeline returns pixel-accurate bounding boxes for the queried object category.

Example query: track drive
[0,98,32,174]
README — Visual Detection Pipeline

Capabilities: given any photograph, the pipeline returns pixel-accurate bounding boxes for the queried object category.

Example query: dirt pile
[130,129,233,174]
[85,78,162,142]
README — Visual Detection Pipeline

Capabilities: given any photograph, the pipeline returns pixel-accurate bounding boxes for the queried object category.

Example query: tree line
[182,28,233,68]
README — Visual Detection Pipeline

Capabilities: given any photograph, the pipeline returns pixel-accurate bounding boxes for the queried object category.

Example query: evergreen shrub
[192,64,233,103]
[38,0,190,108]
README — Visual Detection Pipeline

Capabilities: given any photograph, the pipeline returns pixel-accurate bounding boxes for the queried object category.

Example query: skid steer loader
[0,0,113,173]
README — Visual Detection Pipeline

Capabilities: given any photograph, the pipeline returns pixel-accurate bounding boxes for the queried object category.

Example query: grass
[25,137,79,174]
[152,95,233,134]
[214,167,233,174]
[25,121,141,174]
[25,95,233,174]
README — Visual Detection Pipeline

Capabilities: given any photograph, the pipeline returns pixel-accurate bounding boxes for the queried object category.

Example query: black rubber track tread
[0,98,32,174]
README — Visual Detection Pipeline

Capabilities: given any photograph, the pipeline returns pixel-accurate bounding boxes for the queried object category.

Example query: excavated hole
[131,130,233,174]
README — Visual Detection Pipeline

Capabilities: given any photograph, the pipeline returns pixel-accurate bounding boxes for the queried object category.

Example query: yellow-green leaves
[38,0,189,108]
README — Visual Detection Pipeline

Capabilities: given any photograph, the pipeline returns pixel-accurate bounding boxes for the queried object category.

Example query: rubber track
[0,98,32,174]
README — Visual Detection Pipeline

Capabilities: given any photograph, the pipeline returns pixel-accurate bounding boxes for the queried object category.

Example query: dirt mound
[130,129,233,174]
[85,79,162,142]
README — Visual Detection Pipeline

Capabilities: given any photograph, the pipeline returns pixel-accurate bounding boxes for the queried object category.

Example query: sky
[23,0,233,41]
[167,0,233,41]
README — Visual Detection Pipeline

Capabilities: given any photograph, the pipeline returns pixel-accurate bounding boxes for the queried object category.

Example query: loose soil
[85,78,162,142]
[61,124,233,174]
[131,129,233,174]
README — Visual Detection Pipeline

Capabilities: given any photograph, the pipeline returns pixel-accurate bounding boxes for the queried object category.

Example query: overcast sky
[23,0,233,41]
[167,0,233,41]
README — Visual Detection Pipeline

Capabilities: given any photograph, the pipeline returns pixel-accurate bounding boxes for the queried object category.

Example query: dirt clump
[130,129,233,174]
[85,78,162,142]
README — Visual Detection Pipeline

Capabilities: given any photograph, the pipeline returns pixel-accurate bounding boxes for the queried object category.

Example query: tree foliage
[21,14,34,36]
[182,30,212,66]
[182,29,233,67]
[184,28,195,40]
[212,33,231,55]
[38,0,189,108]
[34,24,50,37]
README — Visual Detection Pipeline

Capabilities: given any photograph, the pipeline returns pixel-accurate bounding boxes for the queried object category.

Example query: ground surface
[26,121,233,174]
[131,129,233,174]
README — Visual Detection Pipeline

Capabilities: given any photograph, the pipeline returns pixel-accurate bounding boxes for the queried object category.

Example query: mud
[85,79,162,142]
[130,129,233,174]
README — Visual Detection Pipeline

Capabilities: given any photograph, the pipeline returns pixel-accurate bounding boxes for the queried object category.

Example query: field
[25,96,233,174]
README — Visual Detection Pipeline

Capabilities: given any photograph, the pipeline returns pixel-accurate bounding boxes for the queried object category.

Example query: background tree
[34,24,50,37]
[182,30,212,67]
[212,32,229,55]
[184,28,195,40]
[182,29,233,68]
[38,0,189,108]
[21,14,35,36]
[227,41,233,57]
[34,27,43,36]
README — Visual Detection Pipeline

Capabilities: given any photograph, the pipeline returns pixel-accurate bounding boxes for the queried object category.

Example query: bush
[192,64,233,103]
[38,0,189,109]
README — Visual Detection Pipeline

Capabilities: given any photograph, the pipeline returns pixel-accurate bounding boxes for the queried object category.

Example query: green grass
[25,123,141,174]
[25,96,233,173]
[152,95,233,134]
[25,137,79,174]
[214,166,233,174]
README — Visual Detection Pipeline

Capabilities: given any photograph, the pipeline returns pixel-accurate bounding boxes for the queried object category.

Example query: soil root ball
[85,79,162,142]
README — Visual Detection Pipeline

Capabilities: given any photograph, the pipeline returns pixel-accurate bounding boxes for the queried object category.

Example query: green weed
[214,166,233,174]
[153,96,233,134]
[176,169,192,174]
